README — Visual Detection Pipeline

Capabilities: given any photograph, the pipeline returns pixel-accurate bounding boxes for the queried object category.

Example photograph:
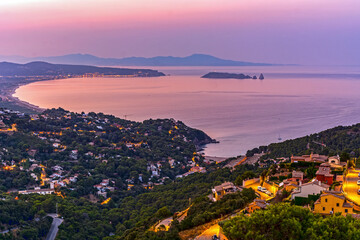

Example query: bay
[13,66,360,157]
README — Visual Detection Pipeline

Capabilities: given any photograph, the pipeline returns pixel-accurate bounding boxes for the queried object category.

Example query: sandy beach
[0,77,49,113]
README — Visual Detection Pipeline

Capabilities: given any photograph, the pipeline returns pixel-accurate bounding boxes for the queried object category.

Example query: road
[244,153,264,165]
[246,182,273,200]
[45,217,63,240]
[343,169,360,205]
[195,224,228,240]
[224,156,246,169]
[154,217,173,231]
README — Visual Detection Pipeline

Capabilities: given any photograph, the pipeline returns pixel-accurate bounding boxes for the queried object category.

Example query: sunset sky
[1,0,359,65]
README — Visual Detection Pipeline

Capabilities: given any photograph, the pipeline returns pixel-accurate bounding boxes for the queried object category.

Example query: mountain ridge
[0,53,282,66]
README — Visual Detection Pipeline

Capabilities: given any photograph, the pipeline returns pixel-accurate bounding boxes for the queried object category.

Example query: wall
[263,181,279,195]
[242,178,260,188]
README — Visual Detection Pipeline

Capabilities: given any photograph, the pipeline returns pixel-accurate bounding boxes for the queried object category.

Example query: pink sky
[1,0,359,64]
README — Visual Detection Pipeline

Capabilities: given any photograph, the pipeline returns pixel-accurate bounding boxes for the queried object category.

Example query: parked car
[358,172,360,177]
[257,186,262,191]
[261,187,267,192]
[357,180,360,185]
[212,235,220,240]
[357,189,360,195]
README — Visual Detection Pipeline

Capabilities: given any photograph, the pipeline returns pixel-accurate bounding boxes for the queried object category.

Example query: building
[18,188,54,195]
[328,156,340,165]
[316,163,334,185]
[292,170,304,181]
[246,199,268,213]
[285,183,300,192]
[291,153,328,163]
[314,191,354,216]
[212,182,238,201]
[291,180,329,200]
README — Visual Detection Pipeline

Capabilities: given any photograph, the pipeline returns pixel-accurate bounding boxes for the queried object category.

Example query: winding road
[45,216,63,240]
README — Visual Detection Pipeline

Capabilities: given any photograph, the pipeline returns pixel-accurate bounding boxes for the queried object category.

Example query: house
[212,182,238,201]
[291,180,330,200]
[291,153,328,163]
[189,166,206,173]
[328,156,340,165]
[18,188,54,195]
[246,199,268,213]
[314,190,354,216]
[292,170,304,181]
[52,165,63,171]
[100,179,110,186]
[316,163,334,185]
[285,183,300,192]
[30,173,38,181]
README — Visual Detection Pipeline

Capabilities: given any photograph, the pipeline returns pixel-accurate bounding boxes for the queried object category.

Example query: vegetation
[0,199,52,240]
[247,124,360,159]
[178,188,256,230]
[220,203,360,240]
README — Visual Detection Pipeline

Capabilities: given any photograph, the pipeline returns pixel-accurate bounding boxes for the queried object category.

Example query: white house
[291,180,330,200]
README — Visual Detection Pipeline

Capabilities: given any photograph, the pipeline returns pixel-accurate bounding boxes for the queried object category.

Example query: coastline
[9,82,45,112]
[0,78,49,113]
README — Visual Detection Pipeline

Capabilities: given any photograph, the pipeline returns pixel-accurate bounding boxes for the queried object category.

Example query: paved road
[154,217,172,231]
[224,156,246,169]
[246,182,273,200]
[195,224,228,240]
[45,217,63,240]
[244,153,264,165]
[343,169,360,205]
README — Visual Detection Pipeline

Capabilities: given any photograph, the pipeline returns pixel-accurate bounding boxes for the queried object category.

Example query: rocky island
[201,72,263,80]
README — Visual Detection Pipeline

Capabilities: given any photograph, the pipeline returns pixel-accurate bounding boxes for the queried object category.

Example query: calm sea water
[14,66,360,157]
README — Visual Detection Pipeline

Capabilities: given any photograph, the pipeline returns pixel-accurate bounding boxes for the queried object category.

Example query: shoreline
[9,82,45,112]
[0,78,54,113]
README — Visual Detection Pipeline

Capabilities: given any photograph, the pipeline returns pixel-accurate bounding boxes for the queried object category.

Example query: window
[323,207,325,211]
[345,209,348,213]
[336,203,339,207]
[325,198,327,202]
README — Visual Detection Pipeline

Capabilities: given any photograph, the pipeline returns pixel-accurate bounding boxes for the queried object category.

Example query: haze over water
[14,66,360,157]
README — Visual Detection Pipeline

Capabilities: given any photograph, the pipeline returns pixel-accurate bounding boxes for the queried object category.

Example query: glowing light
[101,197,111,205]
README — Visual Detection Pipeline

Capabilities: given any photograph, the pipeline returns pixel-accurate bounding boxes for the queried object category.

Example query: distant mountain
[0,54,277,66]
[0,61,165,77]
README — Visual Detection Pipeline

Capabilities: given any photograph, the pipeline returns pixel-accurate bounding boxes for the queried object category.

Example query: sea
[13,65,360,157]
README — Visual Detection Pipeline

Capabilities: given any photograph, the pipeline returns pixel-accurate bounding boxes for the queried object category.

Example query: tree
[340,151,351,162]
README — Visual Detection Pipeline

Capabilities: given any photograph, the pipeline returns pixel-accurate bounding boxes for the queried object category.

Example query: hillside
[246,123,360,159]
[0,61,165,77]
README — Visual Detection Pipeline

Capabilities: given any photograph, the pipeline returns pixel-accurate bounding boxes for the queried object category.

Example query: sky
[0,0,360,65]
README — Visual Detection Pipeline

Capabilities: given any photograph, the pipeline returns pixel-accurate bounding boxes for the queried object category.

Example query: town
[0,108,212,202]
[2,107,360,239]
